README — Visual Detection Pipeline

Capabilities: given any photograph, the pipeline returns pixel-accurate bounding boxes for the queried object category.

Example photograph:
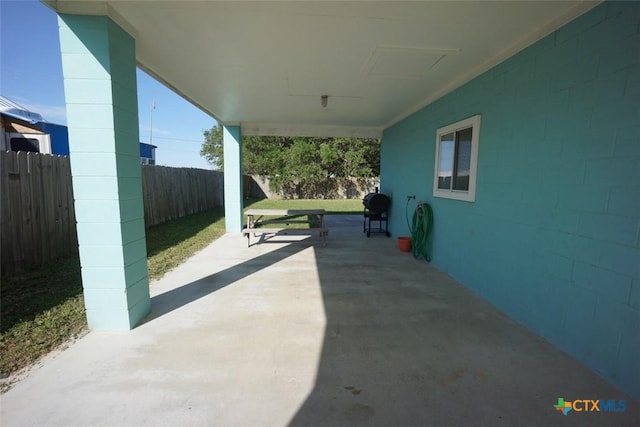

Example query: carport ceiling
[49,1,599,138]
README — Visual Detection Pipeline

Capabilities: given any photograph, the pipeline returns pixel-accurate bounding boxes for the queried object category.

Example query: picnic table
[242,209,328,247]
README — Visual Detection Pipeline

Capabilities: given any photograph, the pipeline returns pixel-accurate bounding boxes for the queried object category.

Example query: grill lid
[363,193,390,213]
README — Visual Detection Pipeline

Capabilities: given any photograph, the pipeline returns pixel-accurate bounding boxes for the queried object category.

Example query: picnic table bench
[242,209,328,247]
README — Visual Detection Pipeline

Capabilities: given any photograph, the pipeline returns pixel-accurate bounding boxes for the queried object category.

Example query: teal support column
[223,125,243,232]
[58,14,150,330]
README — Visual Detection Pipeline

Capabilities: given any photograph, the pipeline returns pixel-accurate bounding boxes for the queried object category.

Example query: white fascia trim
[241,123,383,139]
[135,63,220,125]
[47,1,138,39]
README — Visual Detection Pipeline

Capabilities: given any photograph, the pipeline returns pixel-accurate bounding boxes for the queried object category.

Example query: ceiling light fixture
[321,95,328,108]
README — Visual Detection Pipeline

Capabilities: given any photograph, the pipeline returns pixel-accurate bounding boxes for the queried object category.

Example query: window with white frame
[433,115,481,202]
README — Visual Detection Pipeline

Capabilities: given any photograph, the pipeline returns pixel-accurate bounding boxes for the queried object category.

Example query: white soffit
[48,1,601,138]
[363,46,459,79]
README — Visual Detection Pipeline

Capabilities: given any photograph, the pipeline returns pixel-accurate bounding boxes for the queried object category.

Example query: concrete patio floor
[1,215,638,426]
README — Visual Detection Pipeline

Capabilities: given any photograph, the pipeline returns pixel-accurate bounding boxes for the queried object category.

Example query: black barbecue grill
[362,189,391,237]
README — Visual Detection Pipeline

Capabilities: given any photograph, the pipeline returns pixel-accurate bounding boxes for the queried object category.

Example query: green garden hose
[405,198,434,261]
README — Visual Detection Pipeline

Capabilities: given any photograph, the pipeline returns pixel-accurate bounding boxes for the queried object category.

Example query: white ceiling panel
[49,0,599,138]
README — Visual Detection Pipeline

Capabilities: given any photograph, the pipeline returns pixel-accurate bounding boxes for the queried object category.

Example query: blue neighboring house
[1,95,155,163]
[139,142,157,165]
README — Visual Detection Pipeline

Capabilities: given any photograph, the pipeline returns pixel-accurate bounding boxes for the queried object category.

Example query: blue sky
[0,0,217,169]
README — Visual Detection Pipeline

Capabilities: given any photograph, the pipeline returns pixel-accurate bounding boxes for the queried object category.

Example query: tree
[200,125,223,169]
[200,126,380,197]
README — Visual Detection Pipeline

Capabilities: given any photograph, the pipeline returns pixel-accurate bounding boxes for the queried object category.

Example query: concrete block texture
[223,125,243,232]
[59,13,149,330]
[381,1,640,397]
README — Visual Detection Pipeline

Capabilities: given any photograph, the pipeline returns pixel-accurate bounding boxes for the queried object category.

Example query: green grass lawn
[146,208,225,280]
[0,199,360,388]
[244,198,363,229]
[0,207,225,385]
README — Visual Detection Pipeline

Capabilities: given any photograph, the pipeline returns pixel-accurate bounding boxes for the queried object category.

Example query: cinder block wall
[381,1,639,397]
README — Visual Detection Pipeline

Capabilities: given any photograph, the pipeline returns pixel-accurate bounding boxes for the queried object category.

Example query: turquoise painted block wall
[59,14,150,330]
[223,125,243,232]
[381,2,639,398]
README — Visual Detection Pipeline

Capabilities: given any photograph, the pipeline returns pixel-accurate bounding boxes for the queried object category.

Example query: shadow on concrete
[287,216,639,426]
[2,216,638,426]
[143,239,310,324]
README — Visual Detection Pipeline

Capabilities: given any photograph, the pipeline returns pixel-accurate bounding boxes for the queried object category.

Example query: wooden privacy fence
[1,152,224,278]
[141,165,224,227]
[1,151,77,278]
